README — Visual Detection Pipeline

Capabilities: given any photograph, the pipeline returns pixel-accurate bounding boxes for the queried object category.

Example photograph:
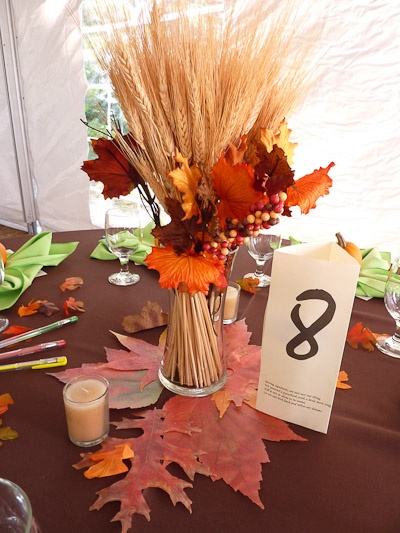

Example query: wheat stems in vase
[161,288,224,393]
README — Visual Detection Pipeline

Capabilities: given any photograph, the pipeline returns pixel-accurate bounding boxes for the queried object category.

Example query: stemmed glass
[0,258,9,333]
[376,256,400,358]
[244,227,281,287]
[105,204,141,286]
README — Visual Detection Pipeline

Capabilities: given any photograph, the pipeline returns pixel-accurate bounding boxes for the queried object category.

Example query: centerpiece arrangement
[81,0,334,396]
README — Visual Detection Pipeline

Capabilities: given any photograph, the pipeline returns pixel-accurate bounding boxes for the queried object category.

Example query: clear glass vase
[158,284,226,397]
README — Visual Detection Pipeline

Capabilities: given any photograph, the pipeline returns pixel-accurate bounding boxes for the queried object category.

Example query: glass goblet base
[244,272,271,288]
[376,336,400,359]
[0,316,9,333]
[108,272,140,286]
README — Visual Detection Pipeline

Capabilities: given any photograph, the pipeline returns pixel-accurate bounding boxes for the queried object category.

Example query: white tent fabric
[0,0,399,258]
[0,0,93,232]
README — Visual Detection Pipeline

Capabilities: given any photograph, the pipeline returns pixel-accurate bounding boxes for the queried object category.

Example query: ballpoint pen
[0,356,68,372]
[0,316,78,350]
[0,340,67,362]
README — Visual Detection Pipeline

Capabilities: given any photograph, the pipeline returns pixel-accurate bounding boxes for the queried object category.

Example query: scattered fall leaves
[236,277,260,293]
[122,301,168,333]
[346,321,377,351]
[0,242,7,265]
[82,443,134,479]
[63,297,85,317]
[18,299,59,317]
[60,276,84,292]
[0,393,19,446]
[336,370,351,390]
[1,325,31,336]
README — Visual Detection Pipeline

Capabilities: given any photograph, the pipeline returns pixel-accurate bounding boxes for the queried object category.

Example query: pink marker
[0,339,67,362]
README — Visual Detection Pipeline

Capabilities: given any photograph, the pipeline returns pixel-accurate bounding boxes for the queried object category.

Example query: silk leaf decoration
[66,321,306,532]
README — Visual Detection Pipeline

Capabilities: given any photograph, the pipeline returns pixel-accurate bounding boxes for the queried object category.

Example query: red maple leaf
[50,332,164,409]
[81,137,135,199]
[74,409,208,531]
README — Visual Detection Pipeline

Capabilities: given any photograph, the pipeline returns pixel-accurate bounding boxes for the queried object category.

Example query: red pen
[0,340,67,362]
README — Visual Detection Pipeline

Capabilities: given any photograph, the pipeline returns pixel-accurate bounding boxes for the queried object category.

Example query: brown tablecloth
[0,230,399,532]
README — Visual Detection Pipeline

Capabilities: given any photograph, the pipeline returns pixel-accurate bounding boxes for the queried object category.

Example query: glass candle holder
[223,281,241,324]
[63,374,109,447]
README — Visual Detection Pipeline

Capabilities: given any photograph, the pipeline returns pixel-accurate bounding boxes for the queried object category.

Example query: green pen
[0,316,78,350]
[0,356,67,372]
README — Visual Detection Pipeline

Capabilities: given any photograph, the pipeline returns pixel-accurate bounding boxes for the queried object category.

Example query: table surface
[0,230,399,533]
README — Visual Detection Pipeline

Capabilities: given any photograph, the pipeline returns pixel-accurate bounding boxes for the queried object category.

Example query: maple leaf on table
[122,301,168,334]
[74,408,208,533]
[163,395,306,509]
[50,332,164,409]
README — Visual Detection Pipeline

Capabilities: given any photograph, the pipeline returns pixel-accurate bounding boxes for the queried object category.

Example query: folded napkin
[90,222,155,266]
[356,247,392,298]
[0,232,79,311]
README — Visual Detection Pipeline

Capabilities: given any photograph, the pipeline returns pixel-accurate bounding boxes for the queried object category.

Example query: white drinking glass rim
[63,374,109,404]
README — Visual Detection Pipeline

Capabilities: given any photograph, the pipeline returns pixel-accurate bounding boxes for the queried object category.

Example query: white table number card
[256,242,360,433]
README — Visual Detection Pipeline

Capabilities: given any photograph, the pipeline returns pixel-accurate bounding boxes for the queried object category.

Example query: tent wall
[0,0,93,232]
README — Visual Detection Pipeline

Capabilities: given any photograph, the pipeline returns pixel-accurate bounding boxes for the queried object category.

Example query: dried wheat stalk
[82,0,318,214]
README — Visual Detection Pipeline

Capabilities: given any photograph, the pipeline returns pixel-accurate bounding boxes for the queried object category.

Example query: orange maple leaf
[167,151,202,221]
[0,393,14,415]
[346,321,377,351]
[60,276,84,292]
[146,245,226,294]
[336,370,351,389]
[212,156,263,223]
[83,443,134,479]
[286,162,334,214]
[18,299,42,317]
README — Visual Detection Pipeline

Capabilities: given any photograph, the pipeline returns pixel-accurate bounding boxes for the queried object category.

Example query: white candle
[223,282,240,324]
[63,375,109,447]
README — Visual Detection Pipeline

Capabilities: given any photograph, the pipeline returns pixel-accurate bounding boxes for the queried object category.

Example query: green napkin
[355,248,391,298]
[90,222,155,266]
[0,232,79,311]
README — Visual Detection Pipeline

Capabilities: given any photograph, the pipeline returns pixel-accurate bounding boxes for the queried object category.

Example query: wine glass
[244,227,281,287]
[105,204,141,286]
[376,256,400,358]
[0,257,9,333]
